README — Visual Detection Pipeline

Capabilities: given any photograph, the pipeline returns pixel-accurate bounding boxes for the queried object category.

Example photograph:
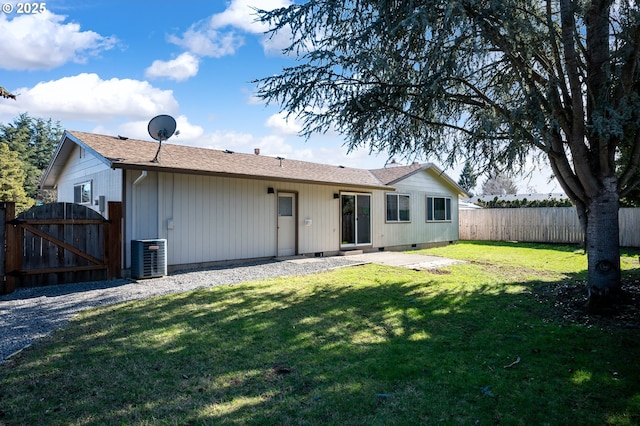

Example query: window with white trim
[386,193,411,222]
[426,196,451,221]
[74,181,92,204]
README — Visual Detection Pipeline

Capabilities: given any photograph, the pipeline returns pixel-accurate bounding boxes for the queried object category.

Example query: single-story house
[40,130,468,273]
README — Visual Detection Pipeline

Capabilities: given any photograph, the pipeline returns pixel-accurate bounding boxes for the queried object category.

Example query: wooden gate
[1,202,122,294]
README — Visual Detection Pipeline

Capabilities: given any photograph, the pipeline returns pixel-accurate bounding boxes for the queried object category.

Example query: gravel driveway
[0,256,364,363]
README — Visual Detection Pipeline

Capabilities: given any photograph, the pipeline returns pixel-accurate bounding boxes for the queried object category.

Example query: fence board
[2,202,17,293]
[459,207,640,247]
[5,202,121,290]
[0,203,6,293]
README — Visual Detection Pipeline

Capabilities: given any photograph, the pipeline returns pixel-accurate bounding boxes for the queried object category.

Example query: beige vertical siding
[126,170,158,242]
[376,170,460,247]
[143,173,363,267]
[54,146,466,270]
[460,207,640,247]
[135,170,461,268]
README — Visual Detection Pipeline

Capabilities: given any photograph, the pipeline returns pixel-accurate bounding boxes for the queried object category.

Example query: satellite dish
[147,114,177,162]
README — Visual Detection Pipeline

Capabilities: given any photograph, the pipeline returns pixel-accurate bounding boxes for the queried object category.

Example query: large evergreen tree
[458,161,478,196]
[0,142,33,211]
[254,0,640,301]
[0,113,62,201]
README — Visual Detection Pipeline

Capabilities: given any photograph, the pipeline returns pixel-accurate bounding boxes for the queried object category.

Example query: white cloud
[0,73,179,121]
[211,0,291,32]
[99,115,204,141]
[167,25,245,58]
[166,0,292,59]
[173,115,205,140]
[243,87,264,105]
[260,28,295,56]
[184,130,295,159]
[145,52,200,82]
[0,10,116,71]
[265,112,302,135]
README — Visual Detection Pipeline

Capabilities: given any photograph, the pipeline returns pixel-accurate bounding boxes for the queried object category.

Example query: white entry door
[277,193,296,256]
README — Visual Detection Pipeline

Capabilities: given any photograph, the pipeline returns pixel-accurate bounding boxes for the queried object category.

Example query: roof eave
[40,131,115,189]
[425,164,469,197]
[384,163,469,197]
[111,162,393,190]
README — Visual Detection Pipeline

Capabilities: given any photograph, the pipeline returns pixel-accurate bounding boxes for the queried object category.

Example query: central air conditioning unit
[131,239,167,279]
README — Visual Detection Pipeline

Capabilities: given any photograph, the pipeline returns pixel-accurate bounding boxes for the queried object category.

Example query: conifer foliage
[0,114,62,208]
[254,0,640,299]
[0,142,33,211]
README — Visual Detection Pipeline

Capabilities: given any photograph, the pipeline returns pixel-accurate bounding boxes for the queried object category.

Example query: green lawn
[1,242,639,425]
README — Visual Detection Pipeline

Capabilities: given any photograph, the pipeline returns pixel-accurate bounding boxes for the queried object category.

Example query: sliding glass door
[341,193,371,248]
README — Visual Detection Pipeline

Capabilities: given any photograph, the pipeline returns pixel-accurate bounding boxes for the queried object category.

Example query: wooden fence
[459,207,640,247]
[1,202,122,294]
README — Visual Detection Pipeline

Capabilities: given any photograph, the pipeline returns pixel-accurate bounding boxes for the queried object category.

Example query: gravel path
[0,256,364,363]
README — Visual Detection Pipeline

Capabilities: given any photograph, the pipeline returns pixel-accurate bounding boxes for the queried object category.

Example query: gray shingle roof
[370,162,427,185]
[42,131,466,196]
[61,131,389,189]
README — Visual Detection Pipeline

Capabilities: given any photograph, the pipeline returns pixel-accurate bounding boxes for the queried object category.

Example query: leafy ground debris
[536,278,640,330]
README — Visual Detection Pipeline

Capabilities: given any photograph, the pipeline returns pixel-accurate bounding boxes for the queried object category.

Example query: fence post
[2,202,17,294]
[106,202,122,279]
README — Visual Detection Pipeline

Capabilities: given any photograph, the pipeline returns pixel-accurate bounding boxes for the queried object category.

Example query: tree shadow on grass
[2,264,640,425]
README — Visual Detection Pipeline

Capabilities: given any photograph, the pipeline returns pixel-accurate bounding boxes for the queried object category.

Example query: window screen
[427,196,451,221]
[74,181,92,204]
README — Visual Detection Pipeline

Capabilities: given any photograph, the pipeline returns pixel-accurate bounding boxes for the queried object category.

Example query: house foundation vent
[131,239,167,279]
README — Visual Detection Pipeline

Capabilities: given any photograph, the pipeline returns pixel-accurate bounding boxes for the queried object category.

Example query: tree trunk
[585,178,621,302]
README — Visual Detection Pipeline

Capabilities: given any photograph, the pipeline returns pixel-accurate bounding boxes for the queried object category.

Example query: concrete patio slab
[340,251,465,270]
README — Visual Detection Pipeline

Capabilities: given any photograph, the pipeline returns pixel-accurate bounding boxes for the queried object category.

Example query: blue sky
[0,0,561,193]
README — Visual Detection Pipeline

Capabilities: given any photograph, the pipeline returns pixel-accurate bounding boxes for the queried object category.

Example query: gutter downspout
[133,170,147,186]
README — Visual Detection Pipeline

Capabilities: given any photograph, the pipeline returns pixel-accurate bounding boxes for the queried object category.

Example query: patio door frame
[340,192,372,249]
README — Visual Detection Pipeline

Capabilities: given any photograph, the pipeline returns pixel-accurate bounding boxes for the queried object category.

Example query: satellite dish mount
[147,114,177,163]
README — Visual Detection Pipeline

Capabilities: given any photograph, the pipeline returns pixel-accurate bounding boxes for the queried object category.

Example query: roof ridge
[67,130,368,170]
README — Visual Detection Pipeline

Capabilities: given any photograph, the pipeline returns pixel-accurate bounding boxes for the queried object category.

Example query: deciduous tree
[482,172,519,195]
[254,0,640,301]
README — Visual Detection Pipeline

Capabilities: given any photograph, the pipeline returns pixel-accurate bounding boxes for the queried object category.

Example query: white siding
[125,170,158,241]
[129,172,359,268]
[374,169,460,247]
[51,143,463,270]
[123,168,462,268]
[56,145,122,218]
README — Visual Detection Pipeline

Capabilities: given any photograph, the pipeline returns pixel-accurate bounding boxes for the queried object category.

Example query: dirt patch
[424,268,452,275]
[535,278,640,330]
